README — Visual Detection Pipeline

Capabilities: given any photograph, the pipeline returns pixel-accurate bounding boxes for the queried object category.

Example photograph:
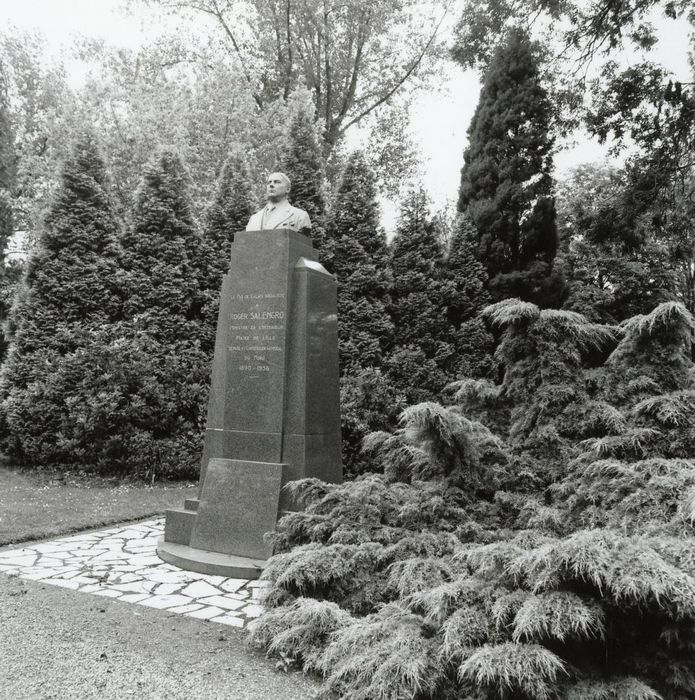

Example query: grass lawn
[0,466,197,546]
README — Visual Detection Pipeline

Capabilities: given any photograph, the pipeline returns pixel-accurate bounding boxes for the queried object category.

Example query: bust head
[266,172,291,204]
[245,171,311,232]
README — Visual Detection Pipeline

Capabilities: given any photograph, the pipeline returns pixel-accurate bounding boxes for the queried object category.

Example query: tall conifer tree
[458,28,564,307]
[0,62,17,361]
[445,215,496,378]
[200,151,255,351]
[327,151,396,476]
[105,148,210,477]
[445,215,489,329]
[390,188,448,351]
[387,187,452,403]
[327,150,393,370]
[282,105,328,256]
[0,131,122,464]
[0,64,13,257]
[120,149,202,342]
[204,151,254,275]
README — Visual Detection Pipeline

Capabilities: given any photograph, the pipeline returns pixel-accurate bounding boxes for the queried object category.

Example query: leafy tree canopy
[132,0,450,153]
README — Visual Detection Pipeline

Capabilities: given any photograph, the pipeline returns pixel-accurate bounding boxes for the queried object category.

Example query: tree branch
[338,1,452,137]
[284,0,293,100]
[209,0,263,109]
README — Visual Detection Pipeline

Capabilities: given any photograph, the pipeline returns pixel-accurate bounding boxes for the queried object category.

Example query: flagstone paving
[0,518,268,628]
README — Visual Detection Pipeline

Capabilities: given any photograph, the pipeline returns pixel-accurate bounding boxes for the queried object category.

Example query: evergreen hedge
[1,145,210,478]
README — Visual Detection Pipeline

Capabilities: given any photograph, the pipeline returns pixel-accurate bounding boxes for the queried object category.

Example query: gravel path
[0,574,318,699]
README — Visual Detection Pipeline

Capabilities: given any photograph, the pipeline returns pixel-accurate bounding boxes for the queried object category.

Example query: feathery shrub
[249,301,695,699]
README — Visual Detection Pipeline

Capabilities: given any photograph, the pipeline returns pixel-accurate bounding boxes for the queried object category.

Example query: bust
[246,172,312,232]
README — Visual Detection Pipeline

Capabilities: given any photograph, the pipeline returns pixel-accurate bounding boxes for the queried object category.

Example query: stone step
[163,508,196,546]
[157,538,265,579]
[184,498,199,511]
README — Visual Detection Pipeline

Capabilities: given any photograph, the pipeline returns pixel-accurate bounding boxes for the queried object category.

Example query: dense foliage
[387,188,452,404]
[324,150,395,476]
[133,0,446,162]
[250,300,695,699]
[0,132,123,466]
[281,102,328,255]
[458,28,564,307]
[1,145,210,478]
[204,151,254,272]
[112,149,209,478]
[557,163,677,322]
[326,150,392,371]
[452,0,695,318]
[200,151,255,351]
[444,216,495,379]
[0,64,16,361]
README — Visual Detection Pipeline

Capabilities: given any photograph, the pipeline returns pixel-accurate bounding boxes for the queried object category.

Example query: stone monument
[157,200,342,578]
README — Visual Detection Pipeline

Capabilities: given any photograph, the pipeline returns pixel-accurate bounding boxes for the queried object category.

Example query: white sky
[2,0,694,227]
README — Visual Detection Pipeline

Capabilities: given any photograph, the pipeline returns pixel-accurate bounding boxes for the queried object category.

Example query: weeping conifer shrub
[248,300,695,699]
[0,131,123,466]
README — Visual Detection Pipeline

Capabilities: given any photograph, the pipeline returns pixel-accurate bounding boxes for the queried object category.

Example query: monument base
[159,229,342,575]
[156,538,265,579]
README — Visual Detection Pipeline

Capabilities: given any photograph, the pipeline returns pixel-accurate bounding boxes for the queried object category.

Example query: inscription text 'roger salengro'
[228,293,286,378]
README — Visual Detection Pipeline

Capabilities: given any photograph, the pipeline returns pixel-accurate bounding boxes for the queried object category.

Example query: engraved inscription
[228,292,286,378]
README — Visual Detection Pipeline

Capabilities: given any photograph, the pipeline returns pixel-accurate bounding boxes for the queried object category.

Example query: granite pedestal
[158,228,342,578]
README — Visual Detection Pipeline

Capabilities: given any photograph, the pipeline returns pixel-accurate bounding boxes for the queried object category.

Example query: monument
[157,173,342,579]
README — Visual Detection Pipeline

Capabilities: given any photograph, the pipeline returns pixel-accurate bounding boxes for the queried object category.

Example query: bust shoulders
[247,199,311,232]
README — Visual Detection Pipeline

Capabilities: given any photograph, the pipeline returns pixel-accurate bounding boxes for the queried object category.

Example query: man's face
[266,173,289,202]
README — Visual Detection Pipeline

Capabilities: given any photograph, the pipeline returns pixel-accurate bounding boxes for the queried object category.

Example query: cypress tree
[200,151,255,352]
[445,215,496,378]
[445,215,490,330]
[390,187,448,352]
[326,150,395,477]
[108,148,210,478]
[120,149,202,343]
[204,150,254,278]
[0,131,123,465]
[327,150,393,371]
[387,187,452,402]
[0,68,13,255]
[282,105,328,256]
[458,28,565,307]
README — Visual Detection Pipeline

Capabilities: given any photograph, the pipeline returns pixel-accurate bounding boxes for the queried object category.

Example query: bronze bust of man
[246,172,311,232]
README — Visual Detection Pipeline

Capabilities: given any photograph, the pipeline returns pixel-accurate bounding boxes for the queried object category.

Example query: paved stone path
[0,518,268,628]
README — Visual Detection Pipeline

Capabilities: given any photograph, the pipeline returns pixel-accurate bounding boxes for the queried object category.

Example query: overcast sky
[3,0,694,224]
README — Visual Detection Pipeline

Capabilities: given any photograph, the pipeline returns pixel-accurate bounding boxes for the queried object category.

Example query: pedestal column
[157,229,342,578]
